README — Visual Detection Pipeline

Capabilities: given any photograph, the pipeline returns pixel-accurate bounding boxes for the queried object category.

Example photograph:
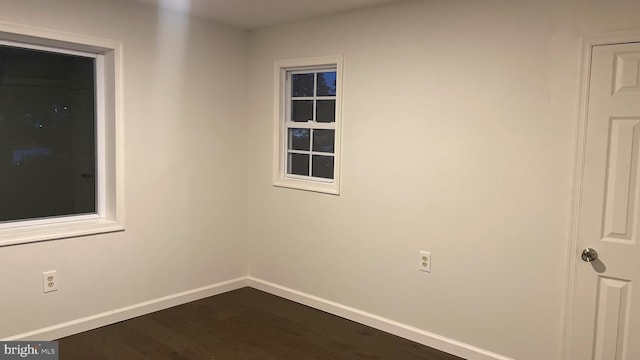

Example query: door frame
[563,29,640,360]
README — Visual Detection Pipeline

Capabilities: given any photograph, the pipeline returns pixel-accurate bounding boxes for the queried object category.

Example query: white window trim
[273,55,343,195]
[0,21,125,247]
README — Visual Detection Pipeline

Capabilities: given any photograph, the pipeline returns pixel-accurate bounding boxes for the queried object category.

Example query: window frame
[0,21,125,247]
[273,56,343,195]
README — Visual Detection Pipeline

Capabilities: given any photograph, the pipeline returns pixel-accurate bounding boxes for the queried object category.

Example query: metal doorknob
[581,248,598,262]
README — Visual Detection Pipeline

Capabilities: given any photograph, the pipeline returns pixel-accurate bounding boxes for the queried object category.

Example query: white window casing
[0,21,125,247]
[273,55,343,195]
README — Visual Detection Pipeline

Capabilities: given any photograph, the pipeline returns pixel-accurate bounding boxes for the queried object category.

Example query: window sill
[273,177,340,195]
[0,219,124,247]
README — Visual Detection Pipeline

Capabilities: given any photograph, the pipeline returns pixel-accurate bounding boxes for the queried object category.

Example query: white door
[569,42,640,359]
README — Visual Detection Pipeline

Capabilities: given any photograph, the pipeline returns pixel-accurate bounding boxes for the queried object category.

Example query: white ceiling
[134,0,406,29]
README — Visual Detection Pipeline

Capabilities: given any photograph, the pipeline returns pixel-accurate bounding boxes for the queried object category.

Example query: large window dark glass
[0,45,96,222]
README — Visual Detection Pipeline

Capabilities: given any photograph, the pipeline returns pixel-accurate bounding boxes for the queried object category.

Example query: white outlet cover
[419,251,431,273]
[43,270,58,293]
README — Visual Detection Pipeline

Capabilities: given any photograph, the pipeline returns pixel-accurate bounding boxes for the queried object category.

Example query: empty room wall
[0,0,248,338]
[246,0,640,359]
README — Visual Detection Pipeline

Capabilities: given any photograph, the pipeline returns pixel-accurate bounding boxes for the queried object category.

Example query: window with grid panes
[273,57,342,194]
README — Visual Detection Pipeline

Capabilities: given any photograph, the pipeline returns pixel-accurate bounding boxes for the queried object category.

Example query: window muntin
[0,44,97,223]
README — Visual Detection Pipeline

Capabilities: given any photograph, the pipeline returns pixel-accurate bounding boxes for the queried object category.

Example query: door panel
[603,118,640,243]
[593,277,631,359]
[570,42,640,360]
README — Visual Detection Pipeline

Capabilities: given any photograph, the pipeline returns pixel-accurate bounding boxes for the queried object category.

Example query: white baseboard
[6,276,512,360]
[3,277,248,341]
[248,277,513,360]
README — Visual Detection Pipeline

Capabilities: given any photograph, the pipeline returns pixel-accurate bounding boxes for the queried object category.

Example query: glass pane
[317,72,336,96]
[312,155,334,179]
[292,100,313,122]
[316,100,335,123]
[291,73,314,97]
[288,153,310,176]
[312,129,335,153]
[0,45,96,222]
[288,128,310,151]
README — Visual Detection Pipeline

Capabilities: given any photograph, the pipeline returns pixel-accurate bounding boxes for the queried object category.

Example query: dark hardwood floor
[59,287,465,360]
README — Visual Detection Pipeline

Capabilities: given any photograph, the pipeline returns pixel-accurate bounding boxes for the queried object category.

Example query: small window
[0,22,124,246]
[273,56,343,194]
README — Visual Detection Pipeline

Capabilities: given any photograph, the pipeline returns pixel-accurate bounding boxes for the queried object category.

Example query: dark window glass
[291,73,314,97]
[288,153,310,176]
[317,72,336,96]
[288,128,310,151]
[312,129,335,153]
[316,100,335,123]
[292,100,313,122]
[0,45,96,222]
[312,155,334,179]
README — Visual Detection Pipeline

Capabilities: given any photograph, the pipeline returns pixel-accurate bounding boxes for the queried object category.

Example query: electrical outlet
[43,270,58,293]
[419,251,431,273]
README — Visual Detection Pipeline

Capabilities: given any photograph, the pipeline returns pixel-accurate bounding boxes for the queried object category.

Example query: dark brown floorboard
[59,287,466,360]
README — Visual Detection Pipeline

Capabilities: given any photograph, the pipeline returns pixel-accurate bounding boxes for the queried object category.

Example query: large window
[0,44,96,222]
[273,56,343,194]
[0,22,124,246]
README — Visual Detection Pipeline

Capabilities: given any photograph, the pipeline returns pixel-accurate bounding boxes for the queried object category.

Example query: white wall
[0,0,248,338]
[246,1,640,359]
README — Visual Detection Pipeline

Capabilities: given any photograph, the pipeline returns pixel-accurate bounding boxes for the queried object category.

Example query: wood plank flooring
[59,287,465,360]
